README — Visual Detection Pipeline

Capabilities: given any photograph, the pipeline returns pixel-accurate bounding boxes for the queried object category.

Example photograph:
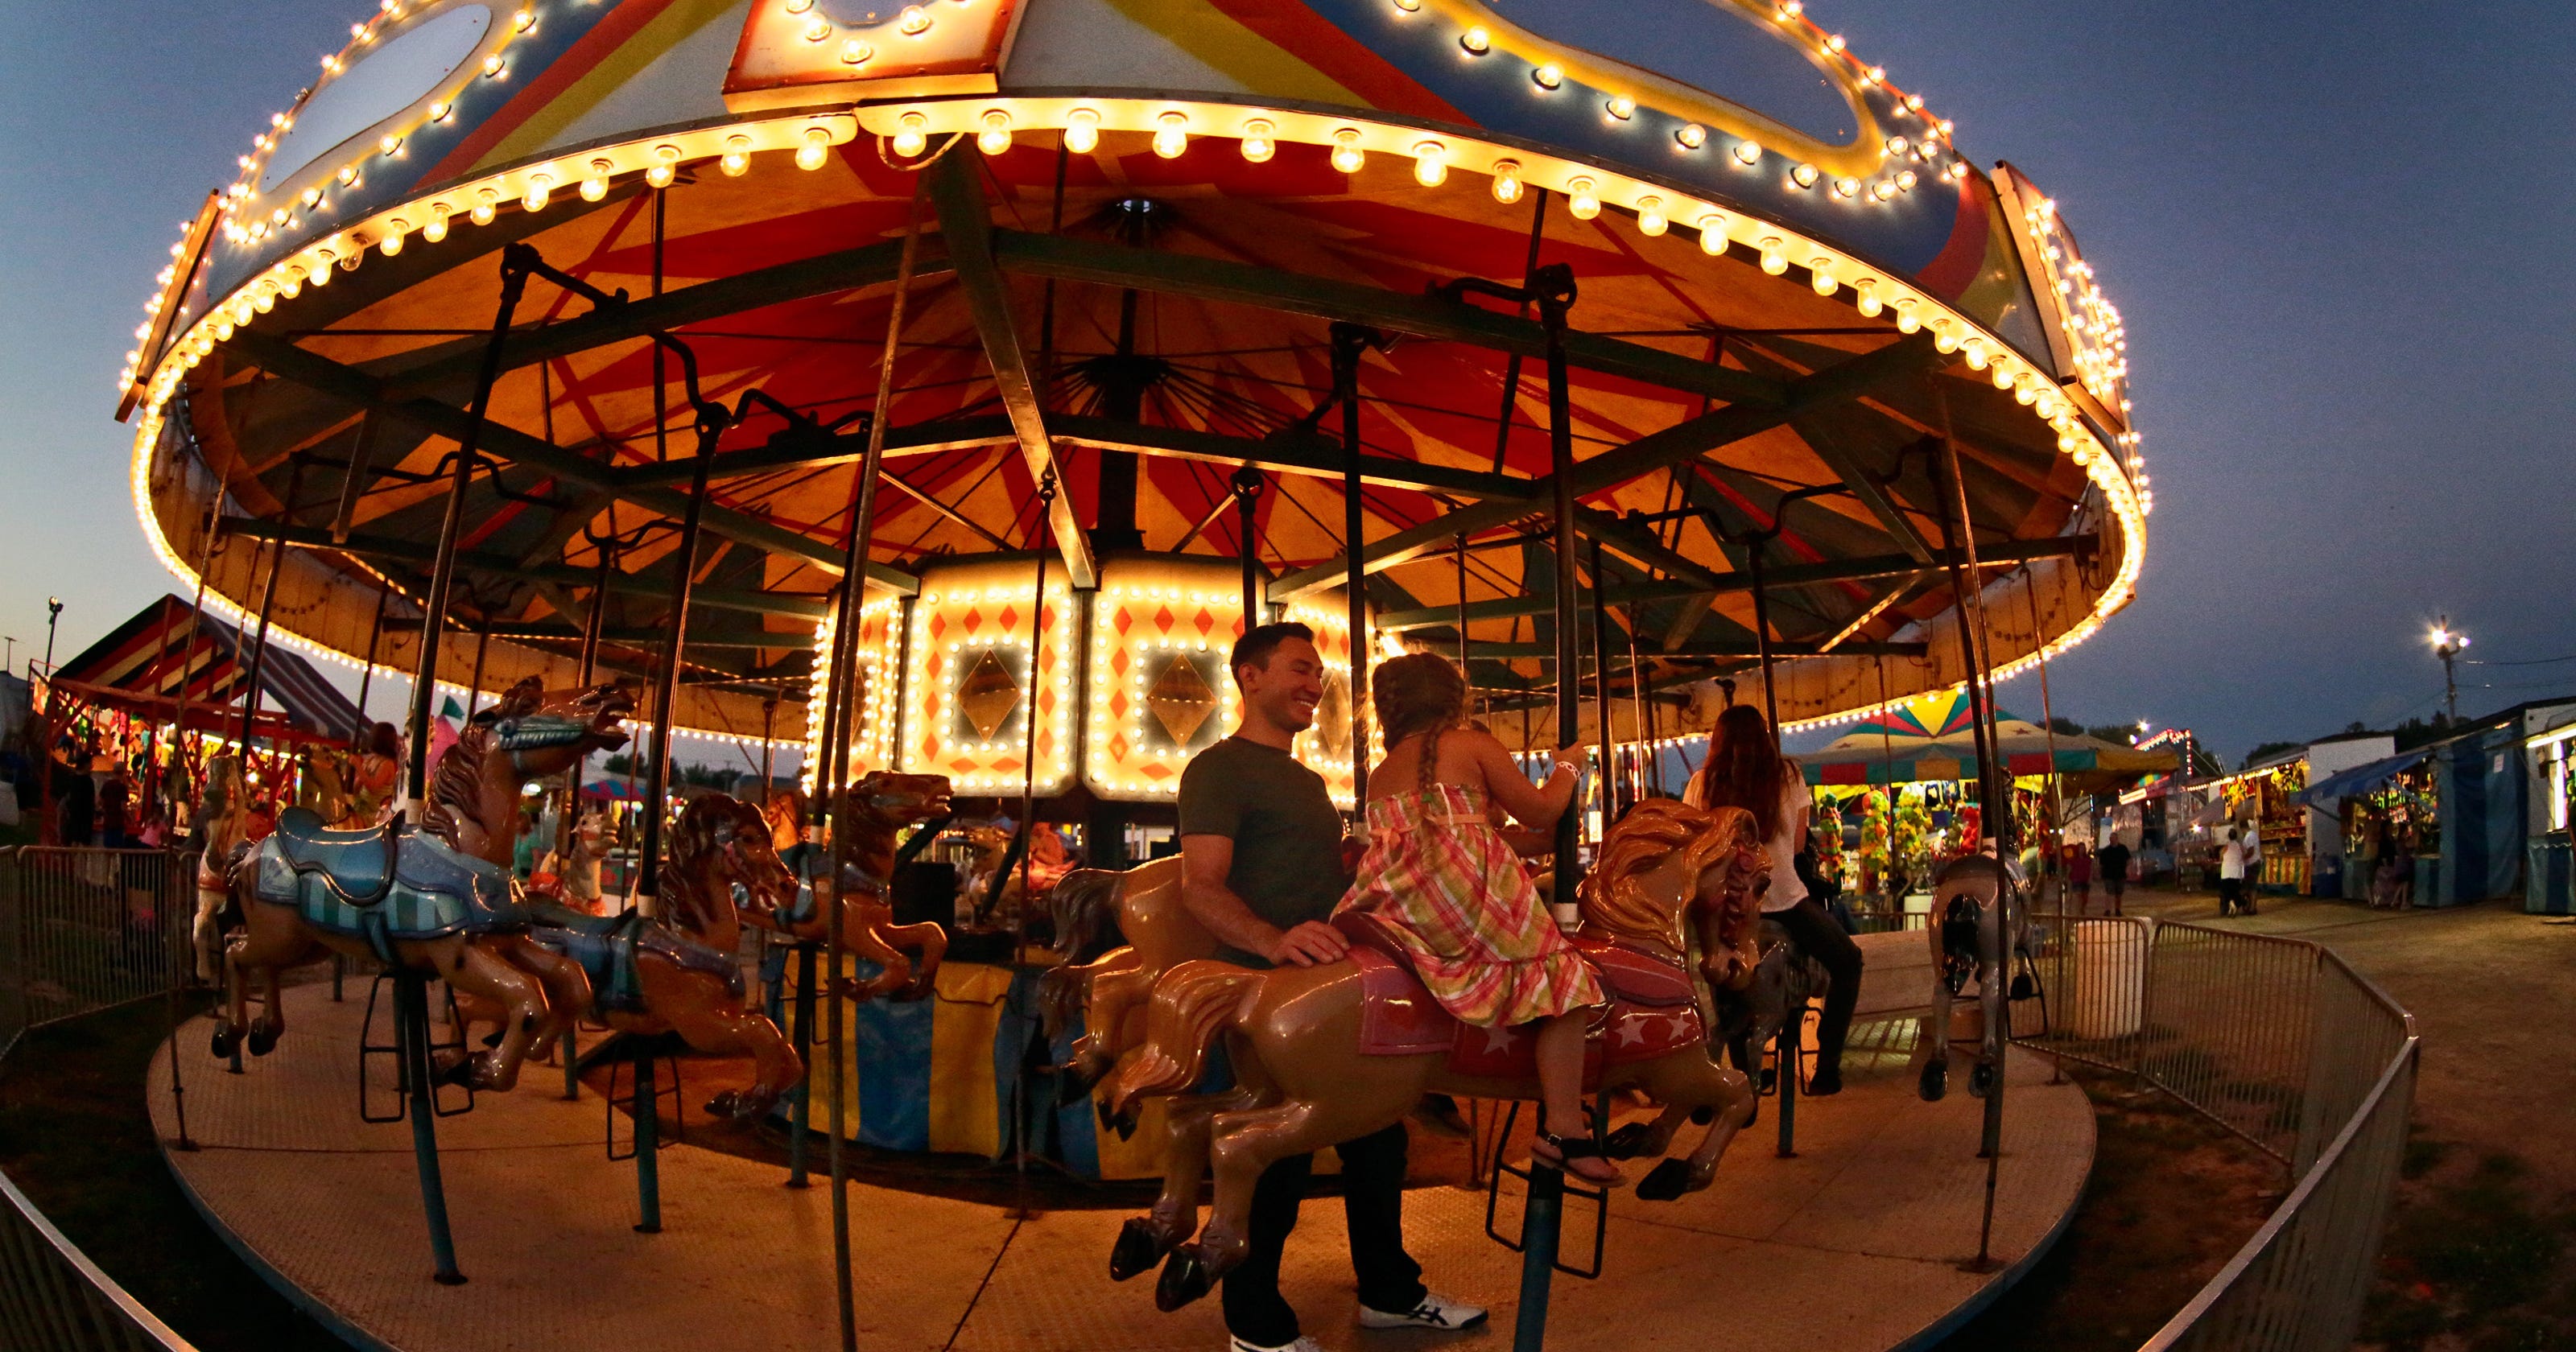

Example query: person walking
[1684,704,1864,1096]
[2240,824,2264,916]
[2066,843,2094,914]
[2216,827,2247,917]
[2094,838,2131,917]
[1178,623,1484,1352]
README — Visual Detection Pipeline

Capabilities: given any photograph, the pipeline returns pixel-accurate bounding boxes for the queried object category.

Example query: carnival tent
[50,596,364,744]
[2293,748,2432,807]
[1798,690,2173,789]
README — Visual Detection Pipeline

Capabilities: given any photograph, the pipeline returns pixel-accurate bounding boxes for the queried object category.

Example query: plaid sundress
[1335,783,1604,1028]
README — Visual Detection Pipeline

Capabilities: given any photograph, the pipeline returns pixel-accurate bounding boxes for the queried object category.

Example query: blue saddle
[253,807,526,962]
[526,901,745,1015]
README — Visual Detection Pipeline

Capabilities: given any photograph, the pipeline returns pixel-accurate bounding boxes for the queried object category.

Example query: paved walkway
[151,983,2092,1352]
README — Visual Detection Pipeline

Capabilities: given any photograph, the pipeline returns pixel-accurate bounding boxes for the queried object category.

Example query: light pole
[2431,617,2469,723]
[42,598,62,670]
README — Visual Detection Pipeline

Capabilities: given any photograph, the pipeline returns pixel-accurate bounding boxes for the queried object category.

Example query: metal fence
[2016,911,2420,1351]
[0,847,199,1352]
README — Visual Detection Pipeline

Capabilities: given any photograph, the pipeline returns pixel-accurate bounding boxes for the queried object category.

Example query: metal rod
[1455,533,1471,667]
[1008,473,1055,930]
[818,167,928,1352]
[787,942,817,1189]
[636,421,723,913]
[1587,537,1616,824]
[234,453,310,749]
[1748,538,1779,737]
[632,1046,661,1232]
[354,583,389,727]
[397,971,464,1284]
[1335,326,1373,806]
[1512,1170,1565,1352]
[464,620,491,723]
[1233,467,1264,625]
[407,254,531,808]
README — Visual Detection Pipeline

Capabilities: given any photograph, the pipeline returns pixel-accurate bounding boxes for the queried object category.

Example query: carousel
[121,0,2148,1347]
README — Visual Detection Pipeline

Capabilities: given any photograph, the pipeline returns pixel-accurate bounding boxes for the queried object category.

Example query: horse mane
[1583,799,1760,953]
[423,678,543,846]
[660,796,733,932]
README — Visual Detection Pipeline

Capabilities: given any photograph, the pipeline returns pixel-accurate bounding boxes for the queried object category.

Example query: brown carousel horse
[458,793,807,1122]
[753,777,953,999]
[1035,855,1200,1109]
[189,752,249,983]
[1102,800,1772,1310]
[1910,852,2033,1103]
[211,679,631,1090]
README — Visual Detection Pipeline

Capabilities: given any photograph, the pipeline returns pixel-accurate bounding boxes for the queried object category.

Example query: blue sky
[3,0,2569,762]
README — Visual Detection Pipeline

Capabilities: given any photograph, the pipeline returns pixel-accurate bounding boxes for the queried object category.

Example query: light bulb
[1697,213,1727,254]
[423,204,449,242]
[308,254,334,286]
[892,112,929,159]
[581,159,612,200]
[1460,25,1490,53]
[1960,337,1988,369]
[1634,195,1667,235]
[646,162,674,188]
[1677,123,1707,150]
[378,223,406,257]
[1331,129,1364,174]
[1567,177,1600,219]
[840,39,873,65]
[252,286,276,313]
[1894,299,1919,332]
[1758,238,1786,274]
[523,172,552,212]
[1240,118,1274,163]
[1605,95,1635,120]
[278,271,303,299]
[898,6,930,35]
[1732,139,1763,168]
[1932,321,1961,353]
[482,54,506,78]
[1533,62,1563,89]
[1411,141,1446,186]
[1064,108,1100,155]
[2013,378,2037,406]
[803,15,831,42]
[1809,258,1836,295]
[1896,169,1918,192]
[977,110,1012,156]
[1991,361,2015,390]
[379,133,403,156]
[1791,163,1819,188]
[1154,111,1188,159]
[720,135,751,176]
[1491,159,1523,204]
[1871,179,1897,201]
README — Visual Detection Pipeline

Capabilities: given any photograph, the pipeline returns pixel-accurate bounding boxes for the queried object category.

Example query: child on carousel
[1331,653,1620,1185]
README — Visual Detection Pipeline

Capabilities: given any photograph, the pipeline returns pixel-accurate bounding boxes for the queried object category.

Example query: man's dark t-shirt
[2096,842,2132,888]
[1176,736,1350,968]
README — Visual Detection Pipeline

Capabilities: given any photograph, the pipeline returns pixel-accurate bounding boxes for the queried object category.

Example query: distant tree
[2085,723,2141,746]
[2242,740,2302,770]
[2047,716,2086,737]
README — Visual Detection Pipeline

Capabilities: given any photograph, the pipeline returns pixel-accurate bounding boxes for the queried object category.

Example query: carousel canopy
[50,596,365,744]
[117,0,2150,758]
[1799,690,2173,789]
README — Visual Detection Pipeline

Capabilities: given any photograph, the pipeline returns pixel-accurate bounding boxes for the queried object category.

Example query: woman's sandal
[1530,1128,1624,1186]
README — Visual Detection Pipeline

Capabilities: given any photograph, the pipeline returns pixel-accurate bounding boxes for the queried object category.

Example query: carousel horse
[1035,856,1199,1110]
[748,773,953,1000]
[1910,853,2033,1103]
[457,794,807,1123]
[1103,801,1771,1310]
[560,809,609,910]
[189,753,250,983]
[296,748,350,826]
[960,823,1079,932]
[211,679,632,1090]
[1708,915,1831,1094]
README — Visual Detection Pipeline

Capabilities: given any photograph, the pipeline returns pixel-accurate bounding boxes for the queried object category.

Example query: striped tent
[51,596,365,745]
[1799,690,2173,789]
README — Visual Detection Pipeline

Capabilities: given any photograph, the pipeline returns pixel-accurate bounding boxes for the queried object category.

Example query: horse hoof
[1970,1061,1996,1099]
[1918,1058,1948,1103]
[1108,1218,1170,1281]
[209,1026,239,1059]
[1111,1109,1139,1143]
[1154,1248,1214,1311]
[1603,1122,1659,1160]
[432,1051,478,1088]
[1057,1061,1100,1107]
[246,1027,277,1057]
[1635,1159,1692,1202]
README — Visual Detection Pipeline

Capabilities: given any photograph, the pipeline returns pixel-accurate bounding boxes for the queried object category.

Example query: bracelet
[1552,757,1579,773]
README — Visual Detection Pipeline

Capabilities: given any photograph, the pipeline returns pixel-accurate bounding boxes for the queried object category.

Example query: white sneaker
[1227,1337,1326,1352]
[1358,1292,1488,1332]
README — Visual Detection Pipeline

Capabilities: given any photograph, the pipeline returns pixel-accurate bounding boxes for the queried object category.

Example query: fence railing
[2016,911,2420,1352]
[0,847,198,1352]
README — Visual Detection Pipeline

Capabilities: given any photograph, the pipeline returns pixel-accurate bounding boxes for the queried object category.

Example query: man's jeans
[1223,1122,1425,1347]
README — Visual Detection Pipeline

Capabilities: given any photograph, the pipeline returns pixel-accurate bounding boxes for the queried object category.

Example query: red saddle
[1335,913,1705,1090]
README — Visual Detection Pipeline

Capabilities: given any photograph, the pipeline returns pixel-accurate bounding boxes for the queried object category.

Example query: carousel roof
[117,0,2150,747]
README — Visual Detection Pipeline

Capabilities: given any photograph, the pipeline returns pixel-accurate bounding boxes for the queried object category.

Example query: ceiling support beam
[1795,415,1938,563]
[225,328,918,596]
[989,229,1787,410]
[926,152,1095,588]
[1372,534,2093,630]
[1273,332,1946,599]
[1459,641,1928,661]
[218,516,829,621]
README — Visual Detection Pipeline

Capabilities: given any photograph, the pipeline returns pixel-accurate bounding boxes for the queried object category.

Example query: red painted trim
[1202,0,1468,123]
[1912,173,1990,303]
[423,0,684,185]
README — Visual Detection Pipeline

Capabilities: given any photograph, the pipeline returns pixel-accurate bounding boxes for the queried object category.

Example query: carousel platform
[151,983,2091,1352]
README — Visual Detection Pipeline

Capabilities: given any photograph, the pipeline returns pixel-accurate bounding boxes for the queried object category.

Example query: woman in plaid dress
[1334,653,1617,1184]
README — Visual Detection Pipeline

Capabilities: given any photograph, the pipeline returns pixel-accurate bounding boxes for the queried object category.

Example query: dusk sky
[3,1,2568,763]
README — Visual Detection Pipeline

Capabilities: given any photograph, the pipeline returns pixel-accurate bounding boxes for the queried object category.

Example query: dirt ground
[2113,884,2576,1350]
